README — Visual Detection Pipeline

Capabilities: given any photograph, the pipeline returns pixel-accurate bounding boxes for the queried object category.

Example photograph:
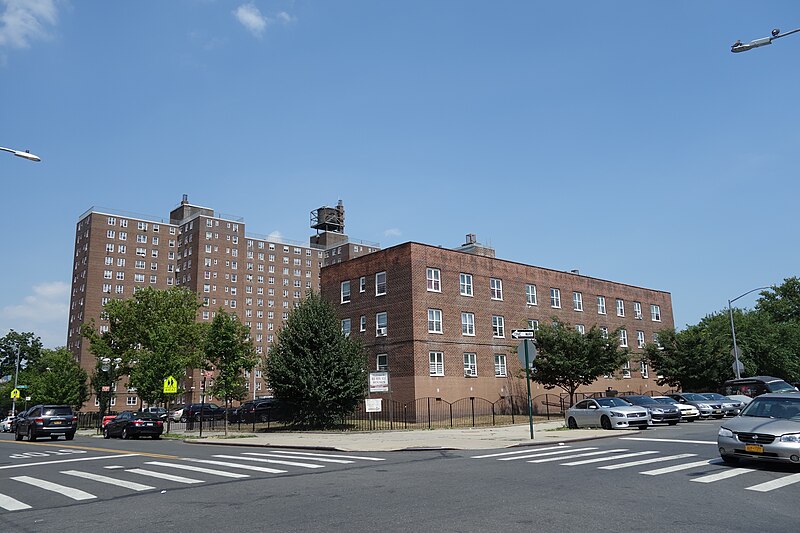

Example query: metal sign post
[513,330,538,440]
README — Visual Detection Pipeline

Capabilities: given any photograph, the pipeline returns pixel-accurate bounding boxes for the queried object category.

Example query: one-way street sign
[511,329,536,339]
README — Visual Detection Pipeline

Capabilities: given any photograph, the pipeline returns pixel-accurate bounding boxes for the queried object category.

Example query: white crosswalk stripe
[640,458,723,476]
[528,449,629,464]
[145,461,250,478]
[61,470,155,491]
[499,447,592,461]
[11,476,96,500]
[241,452,354,464]
[746,473,800,492]
[125,468,203,484]
[182,458,287,474]
[211,454,325,469]
[0,493,32,511]
[561,451,659,466]
[691,468,756,483]
[270,450,386,462]
[599,454,698,470]
[472,446,568,459]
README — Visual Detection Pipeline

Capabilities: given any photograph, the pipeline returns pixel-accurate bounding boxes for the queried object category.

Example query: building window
[573,292,583,311]
[550,288,561,308]
[600,326,609,338]
[360,315,366,332]
[464,353,477,377]
[494,354,507,377]
[490,278,503,300]
[622,360,631,378]
[375,271,387,296]
[376,312,387,336]
[616,299,625,317]
[377,354,388,371]
[525,284,537,306]
[640,361,649,378]
[126,396,137,406]
[359,276,366,293]
[633,301,643,320]
[341,281,351,303]
[427,268,441,292]
[637,330,645,348]
[576,324,585,334]
[461,312,475,336]
[460,273,473,297]
[492,315,505,338]
[429,351,444,376]
[341,318,351,337]
[651,304,661,322]
[597,296,606,315]
[528,319,539,332]
[428,309,443,334]
[619,328,628,347]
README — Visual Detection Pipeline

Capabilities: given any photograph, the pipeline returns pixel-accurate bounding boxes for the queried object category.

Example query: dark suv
[15,405,77,441]
[181,403,226,421]
[232,398,291,424]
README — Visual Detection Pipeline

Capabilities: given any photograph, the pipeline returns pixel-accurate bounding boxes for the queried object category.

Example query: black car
[182,403,226,421]
[232,398,291,424]
[622,395,681,425]
[14,405,77,441]
[104,411,164,439]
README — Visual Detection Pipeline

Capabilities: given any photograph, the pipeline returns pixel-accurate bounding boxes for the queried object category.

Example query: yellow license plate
[745,444,764,454]
[52,421,62,425]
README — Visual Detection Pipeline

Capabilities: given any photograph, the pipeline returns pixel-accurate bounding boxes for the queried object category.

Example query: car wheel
[713,415,724,419]
[259,413,270,423]
[721,454,740,465]
[103,428,111,439]
[567,417,578,429]
[28,427,36,442]
[65,433,74,441]
[14,429,23,441]
[687,418,695,422]
[179,416,187,423]
[50,435,59,440]
[153,435,161,440]
[600,415,612,430]
[668,421,678,426]
[122,427,129,440]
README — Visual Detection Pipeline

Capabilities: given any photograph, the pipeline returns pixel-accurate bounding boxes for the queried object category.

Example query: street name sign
[511,329,536,339]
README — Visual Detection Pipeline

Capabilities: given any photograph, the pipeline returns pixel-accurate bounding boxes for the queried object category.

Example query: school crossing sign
[163,376,178,394]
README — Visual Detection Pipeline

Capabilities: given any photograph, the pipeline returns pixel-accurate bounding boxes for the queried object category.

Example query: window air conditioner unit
[376,327,387,336]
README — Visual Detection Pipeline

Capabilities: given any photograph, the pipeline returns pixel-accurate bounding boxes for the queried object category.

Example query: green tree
[205,309,258,435]
[756,277,800,323]
[19,348,89,410]
[266,291,367,428]
[82,287,206,407]
[0,331,44,415]
[528,319,629,406]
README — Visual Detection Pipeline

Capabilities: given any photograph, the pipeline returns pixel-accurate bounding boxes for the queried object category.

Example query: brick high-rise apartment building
[67,196,378,410]
[320,236,674,407]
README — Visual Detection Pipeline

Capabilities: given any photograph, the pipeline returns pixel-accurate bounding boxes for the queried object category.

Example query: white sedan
[566,397,650,430]
[653,396,700,422]
[0,416,15,432]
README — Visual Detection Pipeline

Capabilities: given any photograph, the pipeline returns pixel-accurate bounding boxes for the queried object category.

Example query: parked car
[726,394,754,406]
[14,405,77,441]
[667,393,724,419]
[652,396,700,422]
[0,416,15,432]
[181,403,225,422]
[232,398,291,424]
[699,393,744,416]
[169,404,185,422]
[566,397,650,430]
[718,393,800,465]
[621,395,681,425]
[102,414,117,428]
[139,406,168,421]
[722,376,798,398]
[103,411,164,439]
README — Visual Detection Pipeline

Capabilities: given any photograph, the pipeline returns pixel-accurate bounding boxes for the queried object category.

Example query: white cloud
[384,228,402,238]
[0,281,69,348]
[233,3,294,38]
[0,0,58,49]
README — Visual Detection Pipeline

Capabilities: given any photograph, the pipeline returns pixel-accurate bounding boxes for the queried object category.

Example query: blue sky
[2,1,799,347]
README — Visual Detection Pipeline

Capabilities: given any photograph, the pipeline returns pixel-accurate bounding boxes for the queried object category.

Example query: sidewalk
[176,420,634,452]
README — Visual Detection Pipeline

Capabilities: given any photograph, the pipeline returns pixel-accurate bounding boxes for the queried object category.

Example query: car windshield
[701,393,726,400]
[596,398,630,408]
[654,397,678,405]
[43,407,72,416]
[135,413,161,420]
[624,396,659,405]
[741,398,800,419]
[681,393,709,401]
[767,380,798,393]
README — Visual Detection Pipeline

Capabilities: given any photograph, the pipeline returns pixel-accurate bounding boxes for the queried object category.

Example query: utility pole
[11,345,21,416]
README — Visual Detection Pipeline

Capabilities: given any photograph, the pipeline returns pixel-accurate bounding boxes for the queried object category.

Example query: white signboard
[369,371,389,393]
[365,398,383,413]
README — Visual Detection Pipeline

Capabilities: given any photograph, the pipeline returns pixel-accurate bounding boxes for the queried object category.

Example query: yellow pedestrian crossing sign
[10,388,20,400]
[163,376,178,394]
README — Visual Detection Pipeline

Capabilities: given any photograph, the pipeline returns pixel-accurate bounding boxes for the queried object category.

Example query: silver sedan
[566,397,650,430]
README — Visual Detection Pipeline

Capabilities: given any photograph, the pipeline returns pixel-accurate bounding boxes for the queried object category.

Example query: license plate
[145,423,153,426]
[745,444,764,454]
[51,420,63,425]
[713,410,722,414]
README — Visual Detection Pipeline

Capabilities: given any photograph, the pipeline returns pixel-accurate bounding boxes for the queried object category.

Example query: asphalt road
[0,420,797,532]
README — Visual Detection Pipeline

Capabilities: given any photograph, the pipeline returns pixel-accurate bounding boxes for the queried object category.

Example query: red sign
[101,386,110,392]
[203,371,214,379]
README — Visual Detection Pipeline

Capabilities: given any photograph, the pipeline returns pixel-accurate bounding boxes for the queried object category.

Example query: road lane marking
[640,459,723,476]
[746,473,800,492]
[125,468,203,484]
[691,467,756,483]
[242,452,353,464]
[619,438,716,445]
[499,448,597,462]
[145,461,250,478]
[212,454,324,469]
[0,454,140,470]
[472,446,569,459]
[61,470,155,491]
[561,451,659,466]
[267,451,386,461]
[0,440,179,459]
[0,493,32,511]
[183,458,286,474]
[528,449,628,464]
[11,476,96,500]
[599,453,698,470]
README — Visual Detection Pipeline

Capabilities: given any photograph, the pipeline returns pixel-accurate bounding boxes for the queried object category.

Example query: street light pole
[732,27,800,53]
[727,285,771,379]
[0,146,41,162]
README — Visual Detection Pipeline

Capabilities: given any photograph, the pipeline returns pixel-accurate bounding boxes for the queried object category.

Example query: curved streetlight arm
[0,146,41,162]
[727,285,772,379]
[732,27,800,53]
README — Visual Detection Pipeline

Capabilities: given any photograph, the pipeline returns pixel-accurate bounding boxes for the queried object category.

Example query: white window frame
[341,280,351,303]
[597,296,606,315]
[637,330,645,348]
[576,324,585,334]
[429,351,444,376]
[375,271,387,296]
[494,354,507,377]
[550,288,561,308]
[376,312,388,336]
[459,273,473,297]
[426,268,441,292]
[633,301,643,320]
[651,304,661,322]
[492,315,505,338]
[461,312,475,336]
[525,284,537,306]
[622,360,631,378]
[341,318,351,337]
[463,353,477,377]
[377,353,388,371]
[490,278,503,300]
[619,328,628,347]
[640,360,649,378]
[573,292,583,311]
[616,299,625,317]
[428,309,443,334]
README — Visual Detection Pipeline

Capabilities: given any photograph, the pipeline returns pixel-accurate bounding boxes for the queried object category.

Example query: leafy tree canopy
[266,291,367,428]
[0,330,43,380]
